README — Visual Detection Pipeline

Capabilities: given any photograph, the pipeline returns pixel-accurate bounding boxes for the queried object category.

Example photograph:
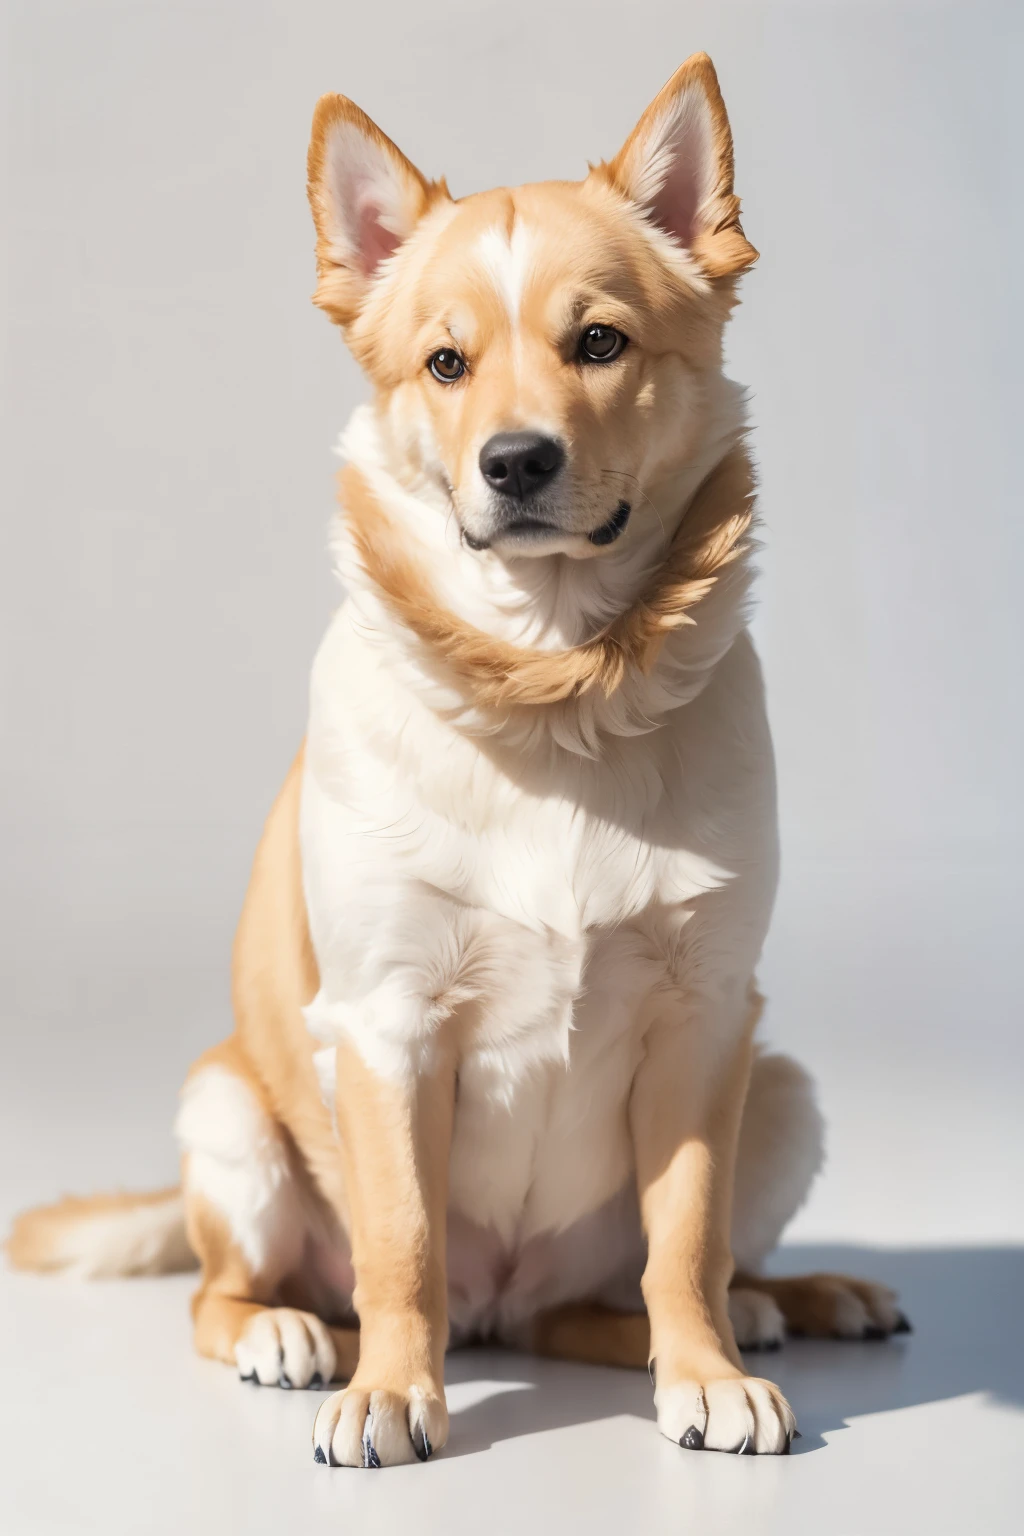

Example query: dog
[8,53,909,1465]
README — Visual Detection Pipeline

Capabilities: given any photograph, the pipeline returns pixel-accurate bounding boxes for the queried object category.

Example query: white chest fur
[300,602,778,1272]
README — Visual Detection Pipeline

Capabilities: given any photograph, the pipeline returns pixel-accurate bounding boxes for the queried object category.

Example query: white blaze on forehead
[476,221,535,324]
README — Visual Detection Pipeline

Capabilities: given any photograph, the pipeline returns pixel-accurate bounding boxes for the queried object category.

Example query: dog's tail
[6,1187,196,1278]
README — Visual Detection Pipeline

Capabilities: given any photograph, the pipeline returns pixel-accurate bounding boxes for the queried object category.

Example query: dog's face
[307,55,756,558]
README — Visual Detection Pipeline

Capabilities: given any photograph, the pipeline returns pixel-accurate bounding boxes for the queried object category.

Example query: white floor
[1,1245,1021,1536]
[2,857,1022,1532]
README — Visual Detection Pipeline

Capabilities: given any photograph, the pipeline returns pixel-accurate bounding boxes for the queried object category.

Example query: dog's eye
[579,325,627,363]
[428,349,466,383]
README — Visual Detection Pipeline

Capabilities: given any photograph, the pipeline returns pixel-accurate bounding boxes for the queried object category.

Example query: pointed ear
[600,54,757,279]
[307,95,448,325]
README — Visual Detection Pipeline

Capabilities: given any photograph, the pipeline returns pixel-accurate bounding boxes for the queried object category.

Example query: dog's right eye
[428,349,466,383]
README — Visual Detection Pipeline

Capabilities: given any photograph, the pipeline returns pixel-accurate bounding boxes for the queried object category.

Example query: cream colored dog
[9,54,909,1465]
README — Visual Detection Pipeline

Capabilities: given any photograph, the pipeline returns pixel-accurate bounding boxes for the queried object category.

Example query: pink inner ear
[651,155,702,247]
[355,198,401,276]
[642,92,713,249]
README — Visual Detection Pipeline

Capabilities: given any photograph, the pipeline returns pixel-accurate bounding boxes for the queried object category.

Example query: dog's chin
[463,501,631,559]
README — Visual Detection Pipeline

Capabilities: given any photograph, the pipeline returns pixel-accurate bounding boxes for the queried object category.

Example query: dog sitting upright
[9,54,909,1464]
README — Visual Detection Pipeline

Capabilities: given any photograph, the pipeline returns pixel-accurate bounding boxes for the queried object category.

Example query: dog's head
[307,54,756,559]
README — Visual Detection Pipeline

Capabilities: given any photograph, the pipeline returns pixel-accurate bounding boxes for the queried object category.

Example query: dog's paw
[656,1375,797,1455]
[312,1383,448,1467]
[770,1273,911,1341]
[235,1308,337,1389]
[729,1288,785,1352]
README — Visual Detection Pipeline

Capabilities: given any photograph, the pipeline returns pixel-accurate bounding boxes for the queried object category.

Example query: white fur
[319,119,422,270]
[285,130,829,1333]
[629,86,713,207]
[619,84,716,248]
[655,1376,795,1454]
[31,1190,193,1279]
[728,1288,786,1350]
[176,1034,819,1343]
[175,1066,304,1283]
[731,1050,825,1271]
[313,1380,446,1469]
[310,1044,338,1128]
[332,379,753,757]
[476,221,534,325]
[235,1308,338,1388]
[294,372,817,1333]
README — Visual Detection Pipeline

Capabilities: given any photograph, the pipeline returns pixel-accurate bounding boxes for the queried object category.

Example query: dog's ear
[307,95,448,325]
[599,54,757,279]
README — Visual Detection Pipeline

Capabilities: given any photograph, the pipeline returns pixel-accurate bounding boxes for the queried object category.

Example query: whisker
[444,492,466,549]
[599,469,667,543]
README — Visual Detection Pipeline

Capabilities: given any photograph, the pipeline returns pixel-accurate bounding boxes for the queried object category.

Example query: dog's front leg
[312,1034,454,1467]
[632,991,798,1455]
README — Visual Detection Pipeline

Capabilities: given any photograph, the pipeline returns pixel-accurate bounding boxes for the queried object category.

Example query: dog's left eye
[428,349,466,383]
[579,325,627,363]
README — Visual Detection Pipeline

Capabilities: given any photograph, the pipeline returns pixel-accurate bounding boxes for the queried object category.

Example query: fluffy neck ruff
[338,441,756,731]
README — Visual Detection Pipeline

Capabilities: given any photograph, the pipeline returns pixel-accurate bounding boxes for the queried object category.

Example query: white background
[3,6,1022,1534]
[2,0,1022,1243]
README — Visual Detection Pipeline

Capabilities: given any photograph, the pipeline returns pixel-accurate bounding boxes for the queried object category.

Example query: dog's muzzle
[462,496,632,553]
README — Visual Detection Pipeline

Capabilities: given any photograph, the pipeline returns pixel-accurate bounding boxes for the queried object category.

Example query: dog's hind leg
[187,1197,359,1387]
[178,1044,359,1388]
[525,1302,651,1369]
[729,1049,910,1344]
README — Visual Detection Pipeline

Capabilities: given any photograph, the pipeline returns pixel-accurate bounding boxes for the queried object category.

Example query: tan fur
[630,992,760,1384]
[732,1272,904,1338]
[307,94,451,329]
[6,57,903,1465]
[186,1185,359,1378]
[229,752,348,1222]
[6,745,895,1407]
[305,59,753,574]
[343,445,754,709]
[597,53,758,281]
[530,1302,652,1370]
[7,1186,192,1276]
[328,1040,453,1429]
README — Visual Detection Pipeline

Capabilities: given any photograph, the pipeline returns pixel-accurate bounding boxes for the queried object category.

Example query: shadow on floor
[443,1244,1024,1456]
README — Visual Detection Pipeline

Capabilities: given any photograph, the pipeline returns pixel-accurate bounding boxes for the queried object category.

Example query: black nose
[479,432,565,500]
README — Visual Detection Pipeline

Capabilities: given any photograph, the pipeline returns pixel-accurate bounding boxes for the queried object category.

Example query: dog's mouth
[587,500,632,547]
[463,501,631,554]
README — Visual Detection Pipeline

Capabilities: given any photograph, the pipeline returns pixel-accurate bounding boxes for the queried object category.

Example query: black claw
[362,1439,381,1469]
[239,1370,256,1383]
[893,1313,913,1335]
[280,1373,294,1389]
[863,1326,888,1342]
[737,1434,757,1455]
[313,1445,328,1465]
[414,1429,432,1462]
[792,1429,803,1439]
[309,1372,323,1388]
[648,1358,656,1386]
[680,1425,705,1451]
[741,1336,782,1354]
[781,1436,792,1455]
